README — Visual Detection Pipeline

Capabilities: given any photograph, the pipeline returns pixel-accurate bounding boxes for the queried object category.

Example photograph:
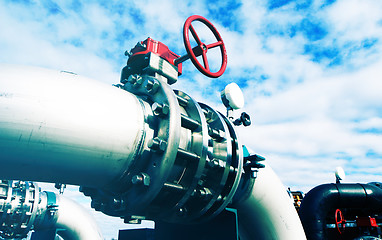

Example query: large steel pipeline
[0,63,244,224]
[0,63,307,239]
[0,64,149,188]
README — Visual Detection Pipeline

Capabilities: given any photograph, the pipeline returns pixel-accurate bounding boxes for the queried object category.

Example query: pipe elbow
[54,194,103,240]
[299,183,382,240]
[234,164,307,240]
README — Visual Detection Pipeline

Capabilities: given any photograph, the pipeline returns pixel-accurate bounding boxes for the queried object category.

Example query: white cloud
[1,0,382,238]
[326,0,382,41]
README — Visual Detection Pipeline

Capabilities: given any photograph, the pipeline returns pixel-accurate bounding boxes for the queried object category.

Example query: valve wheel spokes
[183,15,227,78]
[335,209,346,234]
[189,24,202,46]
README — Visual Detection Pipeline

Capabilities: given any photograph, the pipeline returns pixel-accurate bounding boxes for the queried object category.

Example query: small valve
[244,154,266,178]
[233,112,251,127]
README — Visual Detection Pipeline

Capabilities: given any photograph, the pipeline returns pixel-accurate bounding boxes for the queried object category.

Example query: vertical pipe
[234,164,307,240]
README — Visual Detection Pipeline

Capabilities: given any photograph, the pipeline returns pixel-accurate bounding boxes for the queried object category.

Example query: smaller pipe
[234,163,307,240]
[0,181,103,240]
[299,183,382,240]
[54,194,103,240]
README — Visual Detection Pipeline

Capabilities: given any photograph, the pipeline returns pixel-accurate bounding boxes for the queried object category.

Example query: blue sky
[1,0,382,239]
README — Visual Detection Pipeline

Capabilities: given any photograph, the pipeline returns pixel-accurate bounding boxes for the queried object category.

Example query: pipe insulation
[299,183,382,240]
[0,64,149,188]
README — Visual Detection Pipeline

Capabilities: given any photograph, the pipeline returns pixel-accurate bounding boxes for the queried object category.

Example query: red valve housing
[128,37,182,75]
[356,216,379,228]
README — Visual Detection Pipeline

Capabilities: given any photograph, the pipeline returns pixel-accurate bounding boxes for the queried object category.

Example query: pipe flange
[83,73,242,224]
[84,73,182,220]
[197,104,243,221]
[148,90,209,222]
[122,74,181,217]
[0,180,39,239]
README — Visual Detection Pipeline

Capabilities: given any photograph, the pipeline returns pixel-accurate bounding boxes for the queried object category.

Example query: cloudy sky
[1,0,382,239]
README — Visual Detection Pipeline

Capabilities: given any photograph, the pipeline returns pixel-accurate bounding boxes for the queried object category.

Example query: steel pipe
[233,163,307,240]
[54,194,103,240]
[0,64,148,188]
[0,64,309,240]
[0,180,103,240]
[0,64,243,224]
[299,183,382,240]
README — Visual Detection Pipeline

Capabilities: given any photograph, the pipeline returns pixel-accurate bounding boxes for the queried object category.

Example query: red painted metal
[335,209,346,234]
[129,37,182,75]
[356,216,379,228]
[183,15,227,78]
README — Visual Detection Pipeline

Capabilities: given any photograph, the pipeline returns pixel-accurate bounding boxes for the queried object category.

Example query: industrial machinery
[299,182,382,240]
[299,170,382,240]
[0,15,381,240]
[0,180,102,239]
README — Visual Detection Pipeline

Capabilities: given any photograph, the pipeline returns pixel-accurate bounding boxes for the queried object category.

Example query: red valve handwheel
[335,209,346,234]
[183,15,227,78]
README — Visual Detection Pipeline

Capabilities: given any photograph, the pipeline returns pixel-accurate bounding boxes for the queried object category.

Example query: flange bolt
[131,173,150,187]
[152,102,169,117]
[148,137,167,152]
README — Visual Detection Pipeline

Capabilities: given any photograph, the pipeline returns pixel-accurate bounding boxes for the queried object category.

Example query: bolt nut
[148,137,167,152]
[131,173,150,186]
[127,75,136,84]
[127,74,143,87]
[124,50,132,57]
[152,102,169,117]
[137,41,146,49]
[146,79,160,94]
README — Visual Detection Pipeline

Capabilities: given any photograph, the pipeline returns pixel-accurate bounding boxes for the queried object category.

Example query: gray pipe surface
[55,194,103,240]
[0,64,147,188]
[234,164,307,240]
